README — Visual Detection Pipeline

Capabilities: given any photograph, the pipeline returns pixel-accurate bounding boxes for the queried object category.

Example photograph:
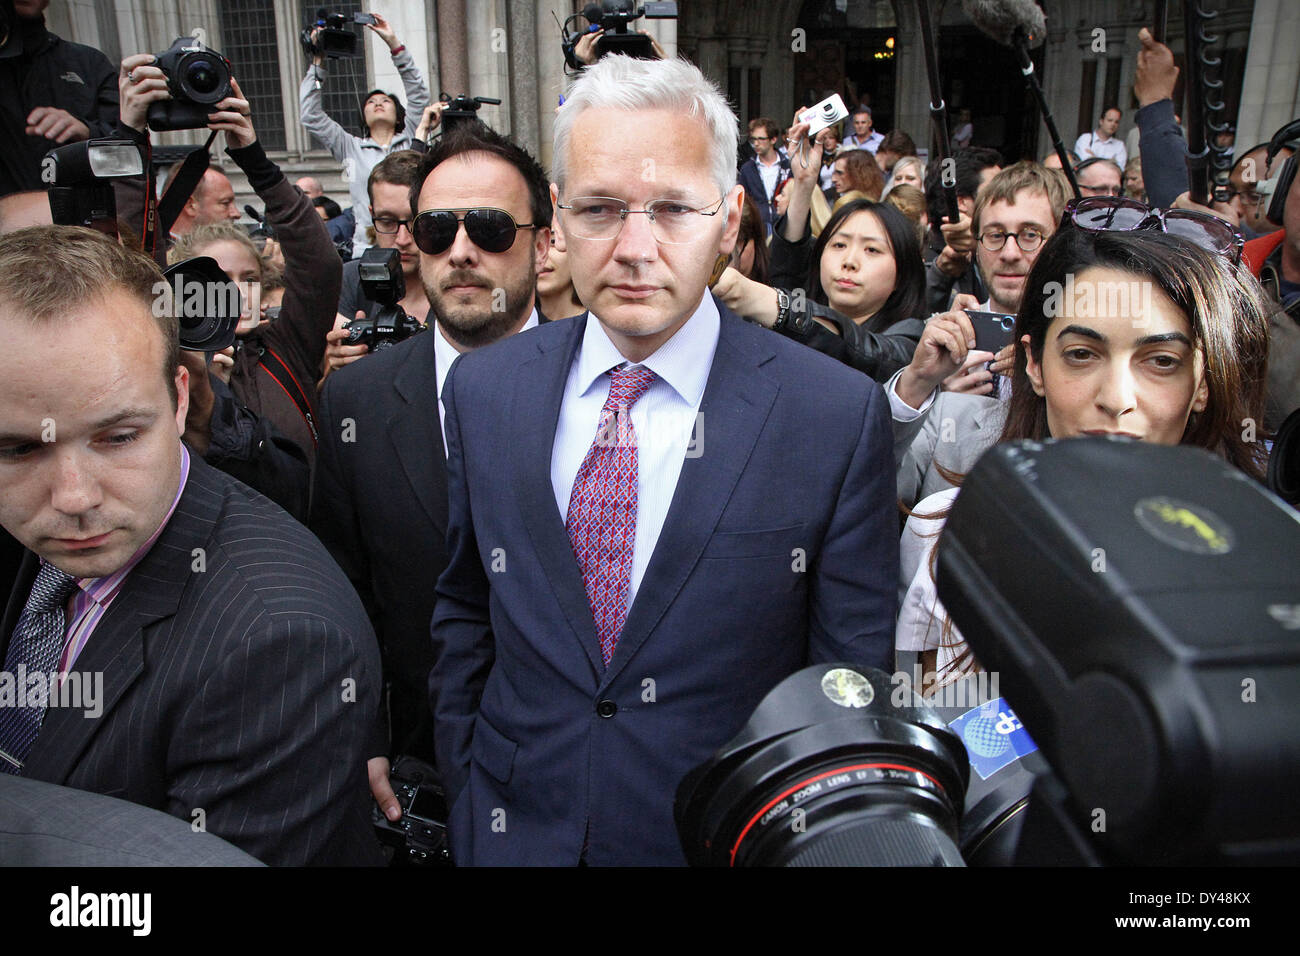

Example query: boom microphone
[961,0,1047,48]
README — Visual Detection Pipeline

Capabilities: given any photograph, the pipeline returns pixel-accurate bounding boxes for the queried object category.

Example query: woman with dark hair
[713,197,925,381]
[732,192,771,283]
[895,226,1271,683]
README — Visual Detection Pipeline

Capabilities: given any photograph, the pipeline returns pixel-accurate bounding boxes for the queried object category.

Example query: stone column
[507,0,539,156]
[437,0,469,97]
[1234,0,1300,149]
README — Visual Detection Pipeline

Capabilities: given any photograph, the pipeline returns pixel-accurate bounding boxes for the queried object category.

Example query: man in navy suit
[430,55,898,866]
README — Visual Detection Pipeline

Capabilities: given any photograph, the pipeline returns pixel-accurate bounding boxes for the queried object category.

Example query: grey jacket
[893,389,1005,509]
[299,49,429,253]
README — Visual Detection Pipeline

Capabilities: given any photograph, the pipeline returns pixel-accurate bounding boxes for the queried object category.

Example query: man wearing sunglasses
[429,55,897,866]
[311,121,552,815]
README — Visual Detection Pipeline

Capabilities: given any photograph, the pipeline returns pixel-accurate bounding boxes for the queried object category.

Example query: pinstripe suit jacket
[1,455,385,866]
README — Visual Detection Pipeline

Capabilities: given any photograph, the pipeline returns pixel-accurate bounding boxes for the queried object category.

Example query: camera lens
[187,60,218,94]
[1000,316,1014,331]
[676,665,970,866]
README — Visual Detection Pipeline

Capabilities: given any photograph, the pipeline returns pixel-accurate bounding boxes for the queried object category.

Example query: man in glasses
[311,120,551,817]
[1215,142,1293,240]
[892,163,1069,471]
[429,55,898,866]
[323,150,429,384]
[737,117,791,237]
[1075,157,1124,199]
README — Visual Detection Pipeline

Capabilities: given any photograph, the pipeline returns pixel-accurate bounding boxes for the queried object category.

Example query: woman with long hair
[713,197,925,381]
[896,225,1271,683]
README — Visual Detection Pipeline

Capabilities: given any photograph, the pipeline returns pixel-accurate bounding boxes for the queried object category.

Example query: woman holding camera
[121,54,340,478]
[894,223,1270,683]
[713,190,925,382]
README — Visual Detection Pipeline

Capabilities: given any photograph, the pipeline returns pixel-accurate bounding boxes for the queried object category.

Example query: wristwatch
[772,287,792,331]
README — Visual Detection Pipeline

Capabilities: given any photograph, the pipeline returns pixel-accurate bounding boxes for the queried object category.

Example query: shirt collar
[63,443,192,605]
[576,292,719,407]
[435,308,539,401]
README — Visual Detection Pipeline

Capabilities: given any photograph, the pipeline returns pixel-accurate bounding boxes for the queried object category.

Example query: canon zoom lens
[178,52,230,104]
[675,664,970,867]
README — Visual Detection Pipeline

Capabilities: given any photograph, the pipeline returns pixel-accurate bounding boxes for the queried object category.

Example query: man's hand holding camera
[119,53,170,132]
[206,78,257,149]
[896,294,991,409]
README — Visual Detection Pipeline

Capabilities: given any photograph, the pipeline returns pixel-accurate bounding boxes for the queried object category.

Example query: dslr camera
[372,755,452,866]
[300,9,376,59]
[344,247,426,352]
[148,36,233,131]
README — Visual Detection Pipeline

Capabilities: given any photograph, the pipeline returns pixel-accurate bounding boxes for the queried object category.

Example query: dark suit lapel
[604,308,779,685]
[511,315,604,677]
[389,331,448,538]
[22,457,222,784]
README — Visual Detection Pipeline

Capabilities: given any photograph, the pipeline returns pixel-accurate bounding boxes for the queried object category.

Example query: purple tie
[566,365,657,666]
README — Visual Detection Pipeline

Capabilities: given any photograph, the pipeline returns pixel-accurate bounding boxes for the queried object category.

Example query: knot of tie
[28,563,78,616]
[603,364,657,412]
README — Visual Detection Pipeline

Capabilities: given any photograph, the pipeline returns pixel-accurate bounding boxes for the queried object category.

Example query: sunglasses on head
[1062,196,1244,264]
[411,208,537,255]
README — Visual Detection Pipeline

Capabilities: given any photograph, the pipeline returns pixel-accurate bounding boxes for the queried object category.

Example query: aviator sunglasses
[1063,196,1244,264]
[411,207,537,255]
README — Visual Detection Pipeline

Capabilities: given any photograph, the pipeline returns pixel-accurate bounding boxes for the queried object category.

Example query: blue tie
[0,563,78,775]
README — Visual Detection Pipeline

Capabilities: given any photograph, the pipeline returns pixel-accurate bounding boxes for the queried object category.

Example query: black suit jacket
[1,455,385,866]
[311,328,448,757]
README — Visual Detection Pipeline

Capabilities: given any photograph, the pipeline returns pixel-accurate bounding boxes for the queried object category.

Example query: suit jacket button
[596,699,617,718]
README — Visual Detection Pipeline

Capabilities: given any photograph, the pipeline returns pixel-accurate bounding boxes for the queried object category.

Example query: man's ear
[174,363,190,432]
[717,184,744,256]
[533,226,551,276]
[1021,333,1045,396]
[549,183,566,252]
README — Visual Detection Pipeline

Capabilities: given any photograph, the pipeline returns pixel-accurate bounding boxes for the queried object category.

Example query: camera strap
[258,346,319,447]
[157,133,218,239]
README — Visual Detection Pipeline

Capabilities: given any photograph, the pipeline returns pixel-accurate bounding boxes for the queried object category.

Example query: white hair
[553,55,737,199]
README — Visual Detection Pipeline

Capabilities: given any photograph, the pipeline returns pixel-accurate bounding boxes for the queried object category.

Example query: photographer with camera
[121,48,340,480]
[299,11,429,257]
[0,0,120,197]
[321,149,429,386]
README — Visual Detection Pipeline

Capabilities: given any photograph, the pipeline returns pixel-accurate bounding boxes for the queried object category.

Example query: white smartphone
[798,93,850,137]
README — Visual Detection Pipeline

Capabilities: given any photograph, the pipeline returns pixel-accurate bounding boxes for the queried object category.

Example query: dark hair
[809,199,924,329]
[359,89,406,137]
[836,148,884,199]
[879,129,917,158]
[1101,105,1122,119]
[409,121,552,230]
[735,192,769,283]
[367,149,423,203]
[750,117,781,142]
[311,196,342,219]
[925,146,1002,234]
[1004,228,1270,479]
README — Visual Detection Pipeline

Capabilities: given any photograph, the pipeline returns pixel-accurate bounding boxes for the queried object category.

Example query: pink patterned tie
[566,364,657,667]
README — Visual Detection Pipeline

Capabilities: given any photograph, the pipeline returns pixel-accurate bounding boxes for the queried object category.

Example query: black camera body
[372,755,452,866]
[439,93,502,133]
[344,247,426,352]
[148,36,233,131]
[592,1,677,59]
[300,10,374,59]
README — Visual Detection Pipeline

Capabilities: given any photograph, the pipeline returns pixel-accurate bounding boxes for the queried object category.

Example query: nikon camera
[344,247,426,352]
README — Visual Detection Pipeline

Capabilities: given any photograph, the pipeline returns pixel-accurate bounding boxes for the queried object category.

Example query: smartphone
[966,310,1016,354]
[798,93,849,138]
[353,13,378,25]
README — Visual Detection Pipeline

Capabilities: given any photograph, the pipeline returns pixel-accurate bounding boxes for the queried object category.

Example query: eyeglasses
[556,196,728,243]
[411,208,536,255]
[1063,196,1244,264]
[372,215,412,235]
[1078,183,1124,197]
[978,227,1048,253]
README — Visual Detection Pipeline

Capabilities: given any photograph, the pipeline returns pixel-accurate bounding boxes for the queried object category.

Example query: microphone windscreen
[961,0,1048,49]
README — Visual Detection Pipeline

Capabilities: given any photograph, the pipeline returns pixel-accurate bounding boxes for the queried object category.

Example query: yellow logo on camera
[1134,497,1234,555]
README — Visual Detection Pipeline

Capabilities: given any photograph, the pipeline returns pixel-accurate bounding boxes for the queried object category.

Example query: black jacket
[0,16,119,196]
[767,212,923,382]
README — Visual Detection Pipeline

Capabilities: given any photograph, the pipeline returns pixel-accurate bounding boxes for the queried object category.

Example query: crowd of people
[0,0,1296,867]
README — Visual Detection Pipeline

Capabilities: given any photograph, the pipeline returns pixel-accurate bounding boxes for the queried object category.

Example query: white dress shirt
[550,294,719,608]
[1074,130,1127,169]
[435,308,538,454]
